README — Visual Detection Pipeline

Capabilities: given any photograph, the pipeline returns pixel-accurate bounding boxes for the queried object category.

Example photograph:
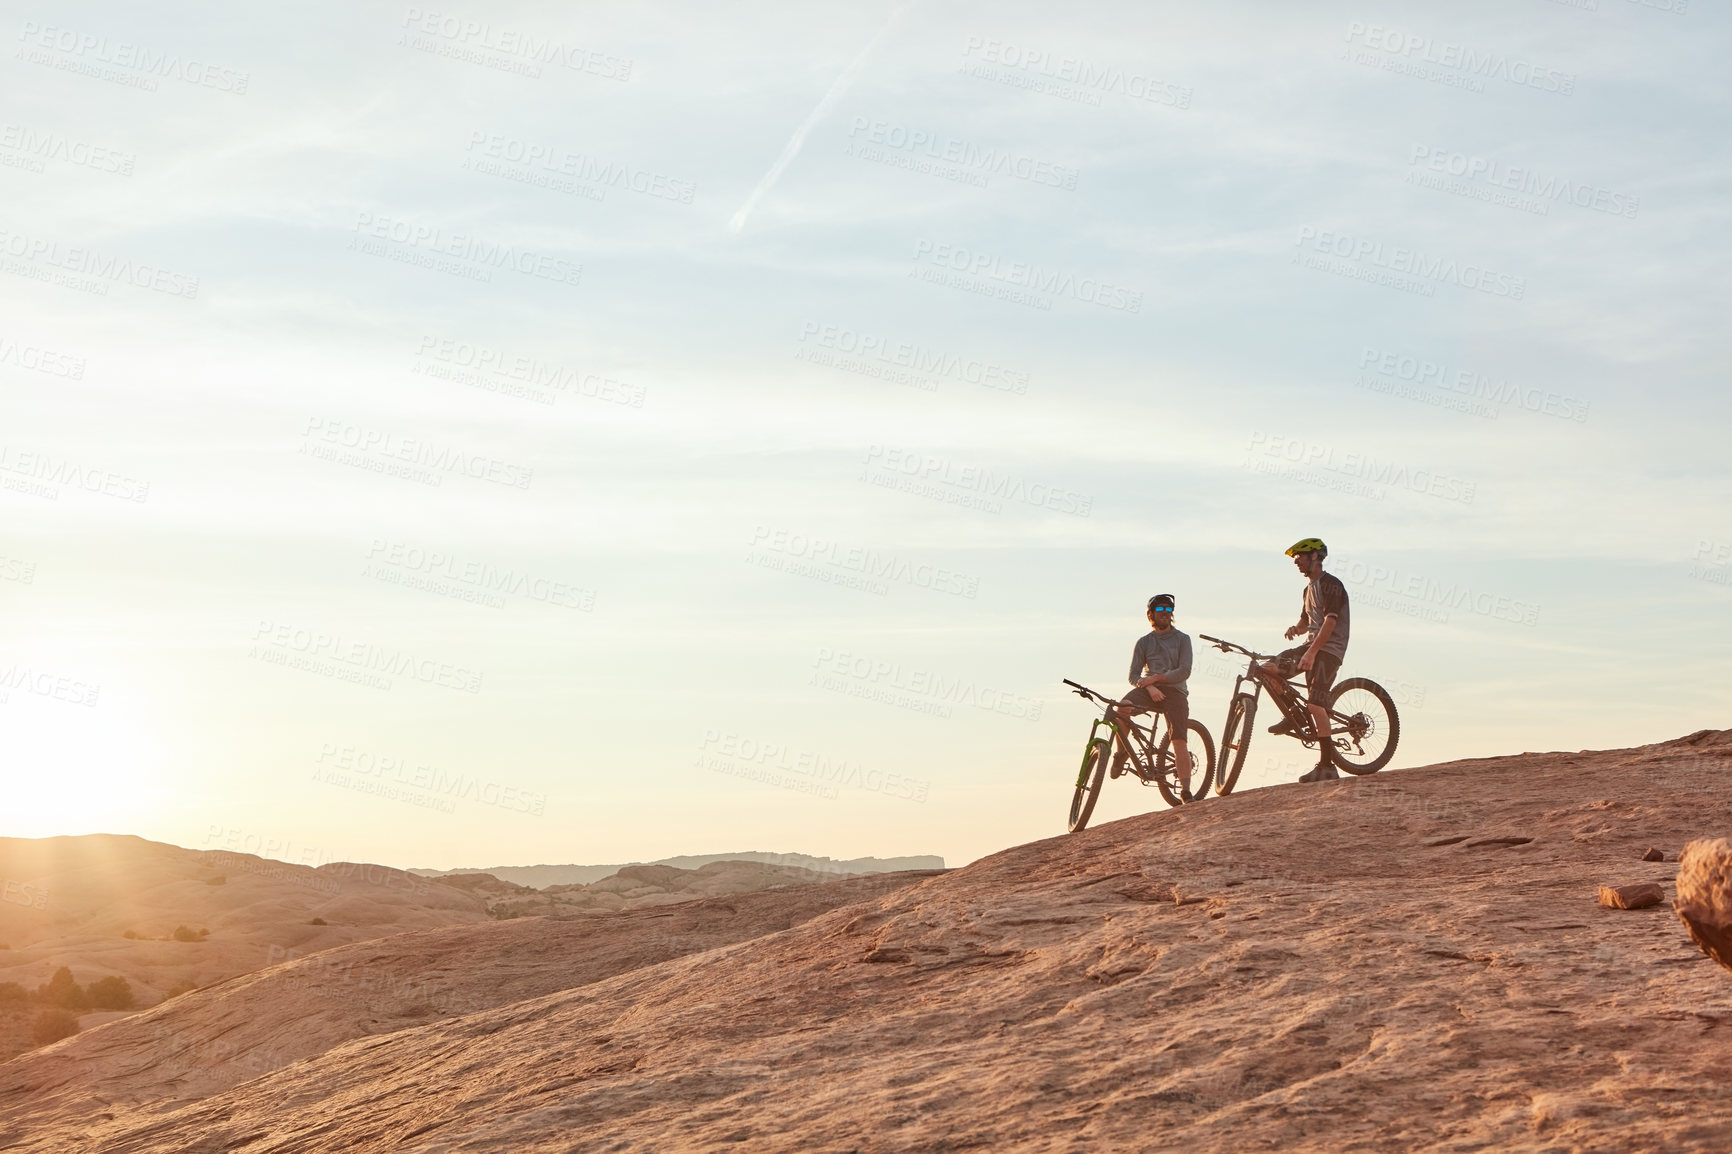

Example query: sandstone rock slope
[7,731,1732,1152]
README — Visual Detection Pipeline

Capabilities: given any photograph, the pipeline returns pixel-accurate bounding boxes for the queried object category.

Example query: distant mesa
[408,851,947,890]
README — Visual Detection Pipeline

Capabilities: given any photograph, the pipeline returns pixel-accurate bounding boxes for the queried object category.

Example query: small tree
[0,981,28,1004]
[171,925,208,942]
[31,1009,79,1046]
[37,967,88,1011]
[86,976,135,1010]
[161,978,198,1001]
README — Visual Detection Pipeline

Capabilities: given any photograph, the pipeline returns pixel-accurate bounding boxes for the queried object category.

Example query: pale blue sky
[2,0,1727,869]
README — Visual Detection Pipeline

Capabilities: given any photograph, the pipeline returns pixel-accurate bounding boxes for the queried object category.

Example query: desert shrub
[30,1009,79,1046]
[122,930,139,940]
[308,917,327,926]
[162,978,198,1000]
[205,875,226,885]
[0,981,28,1004]
[37,967,88,1011]
[86,976,135,1010]
[171,925,208,942]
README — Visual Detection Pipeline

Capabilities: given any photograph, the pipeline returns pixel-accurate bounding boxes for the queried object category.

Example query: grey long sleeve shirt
[1129,628,1192,696]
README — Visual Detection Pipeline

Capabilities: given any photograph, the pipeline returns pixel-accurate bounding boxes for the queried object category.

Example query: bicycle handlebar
[1198,634,1275,661]
[1062,679,1119,708]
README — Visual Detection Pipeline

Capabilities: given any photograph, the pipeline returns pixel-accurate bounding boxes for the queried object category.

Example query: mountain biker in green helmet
[1110,593,1193,797]
[1259,538,1350,783]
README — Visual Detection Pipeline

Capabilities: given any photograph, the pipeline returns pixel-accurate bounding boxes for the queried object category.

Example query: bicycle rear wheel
[1214,693,1257,795]
[1068,736,1113,832]
[1156,720,1215,806]
[1327,677,1399,774]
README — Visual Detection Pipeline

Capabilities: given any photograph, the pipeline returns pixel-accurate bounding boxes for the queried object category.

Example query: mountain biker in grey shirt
[1112,593,1194,796]
[1258,538,1350,783]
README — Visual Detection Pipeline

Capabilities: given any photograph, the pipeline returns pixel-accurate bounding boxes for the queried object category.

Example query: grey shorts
[1119,685,1189,731]
[1277,646,1342,705]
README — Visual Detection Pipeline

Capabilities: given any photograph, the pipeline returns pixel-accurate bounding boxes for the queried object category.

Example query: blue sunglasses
[1151,606,1173,613]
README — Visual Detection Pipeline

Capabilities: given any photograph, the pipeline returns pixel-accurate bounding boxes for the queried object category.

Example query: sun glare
[0,698,161,838]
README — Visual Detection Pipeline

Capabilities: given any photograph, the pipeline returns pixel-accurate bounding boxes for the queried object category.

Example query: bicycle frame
[1068,683,1168,784]
[1206,636,1354,747]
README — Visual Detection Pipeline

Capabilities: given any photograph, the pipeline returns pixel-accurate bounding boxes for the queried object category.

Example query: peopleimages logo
[1407,146,1638,219]
[16,20,251,93]
[250,619,485,693]
[958,36,1192,109]
[1343,23,1575,95]
[365,538,595,610]
[1294,227,1525,300]
[1245,431,1477,505]
[811,647,1043,721]
[0,443,150,502]
[0,332,85,379]
[301,417,534,490]
[796,322,1028,394]
[911,239,1142,312]
[349,212,582,287]
[698,729,929,804]
[1331,555,1541,627]
[1358,347,1588,423]
[0,224,200,298]
[748,525,980,599]
[463,131,694,204]
[845,117,1078,190]
[399,8,632,80]
[414,335,643,408]
[862,444,1092,517]
[0,123,134,175]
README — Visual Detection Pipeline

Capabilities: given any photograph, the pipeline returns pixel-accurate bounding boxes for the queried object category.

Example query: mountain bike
[1199,634,1399,795]
[1062,679,1216,833]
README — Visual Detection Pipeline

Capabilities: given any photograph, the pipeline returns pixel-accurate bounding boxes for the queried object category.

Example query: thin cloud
[727,2,916,235]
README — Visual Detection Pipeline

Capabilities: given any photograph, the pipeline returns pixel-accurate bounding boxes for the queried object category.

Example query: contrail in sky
[727,2,917,235]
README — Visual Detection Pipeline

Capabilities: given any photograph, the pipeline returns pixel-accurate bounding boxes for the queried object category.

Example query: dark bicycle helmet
[1147,593,1176,613]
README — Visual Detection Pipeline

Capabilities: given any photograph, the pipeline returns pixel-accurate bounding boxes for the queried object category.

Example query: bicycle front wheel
[1215,693,1257,795]
[1068,736,1113,832]
[1327,677,1399,774]
[1156,720,1215,806]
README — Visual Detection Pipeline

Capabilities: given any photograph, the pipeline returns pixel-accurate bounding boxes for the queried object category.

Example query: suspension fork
[1075,714,1119,788]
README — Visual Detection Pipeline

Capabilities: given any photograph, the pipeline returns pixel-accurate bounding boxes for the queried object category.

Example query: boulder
[1674,838,1732,972]
[1642,847,1665,862]
[1598,883,1664,910]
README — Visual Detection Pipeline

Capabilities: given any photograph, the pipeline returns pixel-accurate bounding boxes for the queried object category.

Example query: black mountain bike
[1062,679,1215,832]
[1199,634,1399,795]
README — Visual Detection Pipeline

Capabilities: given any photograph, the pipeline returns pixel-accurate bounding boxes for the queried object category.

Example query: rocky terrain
[5,730,1732,1151]
[0,870,936,1142]
[0,835,881,1065]
[0,833,489,1063]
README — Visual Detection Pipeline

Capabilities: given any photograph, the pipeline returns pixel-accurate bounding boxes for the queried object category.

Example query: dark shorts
[1119,685,1189,731]
[1277,646,1342,705]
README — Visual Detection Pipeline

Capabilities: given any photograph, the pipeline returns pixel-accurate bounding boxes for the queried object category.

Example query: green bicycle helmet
[1285,537,1328,557]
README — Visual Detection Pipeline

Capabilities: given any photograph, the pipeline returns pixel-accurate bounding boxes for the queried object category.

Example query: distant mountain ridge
[407,851,945,889]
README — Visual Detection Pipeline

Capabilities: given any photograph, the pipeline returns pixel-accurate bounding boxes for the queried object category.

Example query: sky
[2,0,1728,872]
